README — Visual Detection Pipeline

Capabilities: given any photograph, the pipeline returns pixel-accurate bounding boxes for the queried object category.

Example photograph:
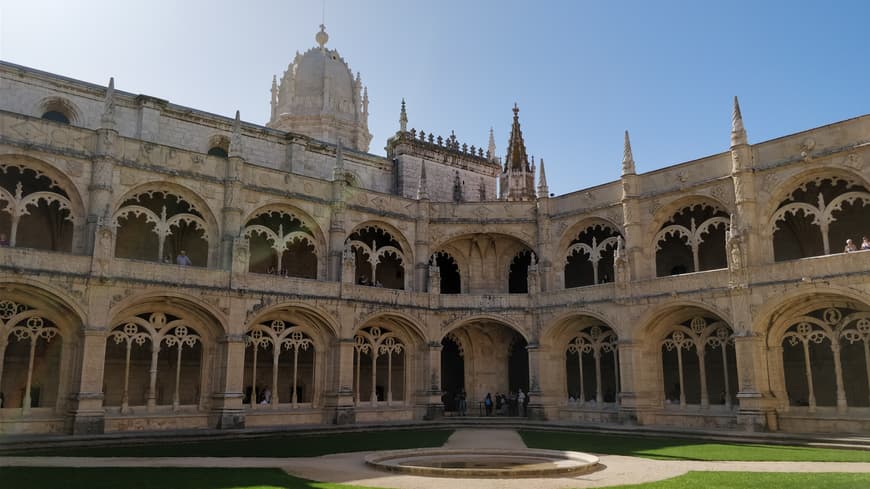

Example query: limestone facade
[1,30,870,436]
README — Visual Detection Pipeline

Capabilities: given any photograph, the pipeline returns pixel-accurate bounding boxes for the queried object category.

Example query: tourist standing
[176,250,192,266]
[484,393,493,416]
[517,388,526,417]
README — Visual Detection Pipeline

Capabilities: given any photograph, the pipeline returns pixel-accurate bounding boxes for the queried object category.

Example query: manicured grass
[0,467,383,489]
[607,471,870,489]
[520,430,870,462]
[15,429,452,458]
[2,467,869,489]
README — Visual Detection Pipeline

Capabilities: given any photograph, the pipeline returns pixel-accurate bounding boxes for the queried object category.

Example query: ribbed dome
[268,25,372,152]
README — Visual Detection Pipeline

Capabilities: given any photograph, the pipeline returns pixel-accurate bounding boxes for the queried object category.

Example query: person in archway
[0,233,9,247]
[523,390,531,417]
[457,389,467,416]
[517,388,526,416]
[176,249,192,266]
[844,239,858,253]
[862,236,870,251]
[484,393,493,416]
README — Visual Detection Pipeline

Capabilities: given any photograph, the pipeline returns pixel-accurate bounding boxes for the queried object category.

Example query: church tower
[267,25,373,152]
[499,104,536,201]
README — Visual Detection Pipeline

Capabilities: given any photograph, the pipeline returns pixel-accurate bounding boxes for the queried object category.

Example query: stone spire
[417,162,429,200]
[537,157,549,196]
[487,127,497,162]
[100,77,116,129]
[504,103,530,172]
[229,110,243,158]
[399,98,408,132]
[622,130,636,175]
[731,96,748,147]
[270,75,278,120]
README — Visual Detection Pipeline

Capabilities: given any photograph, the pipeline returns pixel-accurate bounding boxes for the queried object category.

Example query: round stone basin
[365,448,601,478]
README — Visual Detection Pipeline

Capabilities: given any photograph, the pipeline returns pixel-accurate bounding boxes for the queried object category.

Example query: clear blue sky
[2,0,868,196]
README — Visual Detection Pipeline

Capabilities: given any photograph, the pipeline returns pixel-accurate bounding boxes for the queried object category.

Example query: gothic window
[103,312,202,411]
[772,177,870,261]
[661,316,737,409]
[0,164,76,251]
[38,98,77,125]
[244,210,318,278]
[564,224,621,288]
[346,226,406,290]
[430,251,461,294]
[0,300,62,412]
[114,190,210,266]
[244,320,315,408]
[508,249,535,293]
[207,135,229,158]
[565,324,619,405]
[781,307,870,411]
[655,203,729,276]
[41,111,70,124]
[353,326,405,405]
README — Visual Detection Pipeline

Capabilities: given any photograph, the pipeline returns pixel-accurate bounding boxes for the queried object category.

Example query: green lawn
[0,467,381,489]
[2,468,869,489]
[607,471,870,489]
[520,430,870,462]
[14,429,452,458]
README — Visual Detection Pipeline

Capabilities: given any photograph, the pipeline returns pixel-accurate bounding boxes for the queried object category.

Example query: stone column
[414,192,430,293]
[734,332,778,431]
[208,333,246,429]
[65,326,108,434]
[85,128,117,255]
[423,341,444,420]
[325,338,357,424]
[526,342,547,420]
[616,340,645,424]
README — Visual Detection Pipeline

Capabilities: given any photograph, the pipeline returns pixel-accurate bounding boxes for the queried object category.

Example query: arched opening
[509,249,534,293]
[442,320,529,415]
[244,210,318,278]
[0,164,75,251]
[772,177,870,260]
[243,320,315,408]
[207,135,229,158]
[431,251,461,294]
[102,312,204,412]
[660,315,737,409]
[41,111,70,124]
[114,190,210,266]
[353,326,406,405]
[564,224,621,288]
[655,203,728,276]
[0,301,63,412]
[781,306,870,411]
[440,334,465,413]
[346,226,406,290]
[565,324,620,405]
[38,98,77,125]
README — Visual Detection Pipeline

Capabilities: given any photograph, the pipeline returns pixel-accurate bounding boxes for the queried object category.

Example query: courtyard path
[2,429,870,489]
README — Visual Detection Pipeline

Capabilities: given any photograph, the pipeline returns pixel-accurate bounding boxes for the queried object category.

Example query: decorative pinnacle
[537,157,549,196]
[622,130,636,175]
[229,110,243,157]
[417,162,429,200]
[487,127,496,161]
[399,98,408,132]
[731,96,747,146]
[316,24,329,49]
[100,76,116,128]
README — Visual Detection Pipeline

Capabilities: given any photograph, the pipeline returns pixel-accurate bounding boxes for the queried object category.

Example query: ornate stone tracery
[655,203,729,276]
[661,316,735,409]
[353,326,405,405]
[564,223,622,288]
[244,209,319,277]
[0,300,61,413]
[565,324,619,405]
[244,319,315,407]
[0,163,77,250]
[346,225,407,289]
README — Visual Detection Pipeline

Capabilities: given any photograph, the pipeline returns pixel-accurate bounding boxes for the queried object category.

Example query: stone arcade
[1,26,870,435]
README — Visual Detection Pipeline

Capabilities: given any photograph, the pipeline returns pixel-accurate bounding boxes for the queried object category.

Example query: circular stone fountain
[365,448,601,478]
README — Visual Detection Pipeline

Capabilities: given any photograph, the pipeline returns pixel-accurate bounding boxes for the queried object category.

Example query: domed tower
[268,25,372,152]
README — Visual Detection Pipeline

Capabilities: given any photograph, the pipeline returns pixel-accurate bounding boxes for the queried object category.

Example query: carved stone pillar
[85,128,117,254]
[209,333,246,429]
[65,326,108,434]
[325,338,356,424]
[423,341,444,420]
[616,340,644,424]
[734,332,778,431]
[526,342,546,420]
[428,264,441,294]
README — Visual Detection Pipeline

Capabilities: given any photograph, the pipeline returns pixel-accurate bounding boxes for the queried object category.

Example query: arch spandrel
[555,217,624,259]
[648,194,732,242]
[346,220,414,262]
[355,311,427,346]
[757,288,870,347]
[540,310,620,348]
[241,202,327,251]
[760,167,870,226]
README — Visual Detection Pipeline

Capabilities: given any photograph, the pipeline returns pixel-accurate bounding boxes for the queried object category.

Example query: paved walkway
[2,429,869,489]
